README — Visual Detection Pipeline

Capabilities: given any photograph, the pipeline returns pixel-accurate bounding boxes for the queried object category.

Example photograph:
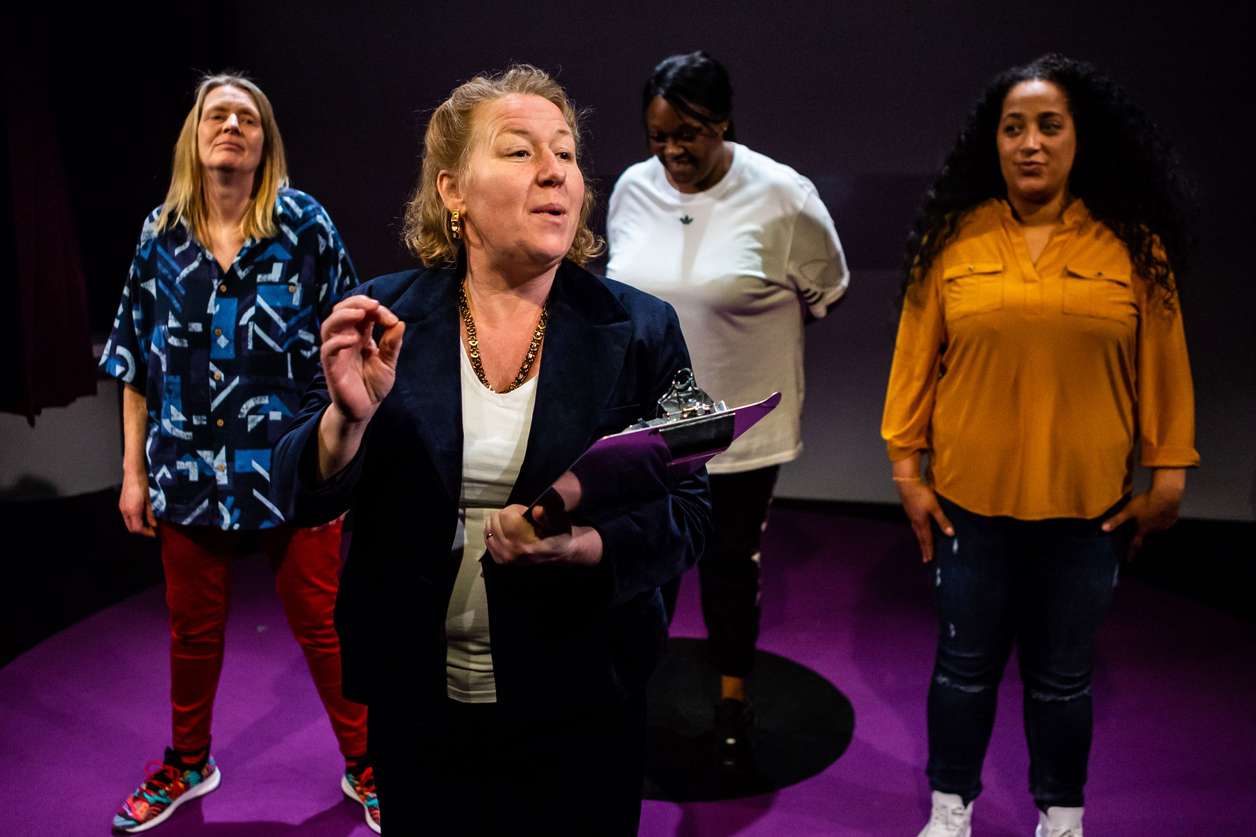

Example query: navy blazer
[271,260,711,715]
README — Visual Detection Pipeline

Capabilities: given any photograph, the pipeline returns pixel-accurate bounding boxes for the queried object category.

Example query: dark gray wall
[6,1,1253,520]
[232,0,1256,522]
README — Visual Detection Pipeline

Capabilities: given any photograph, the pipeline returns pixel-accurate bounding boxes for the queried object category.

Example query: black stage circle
[643,638,855,802]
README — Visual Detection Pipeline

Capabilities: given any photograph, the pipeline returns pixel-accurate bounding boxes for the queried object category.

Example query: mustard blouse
[882,198,1199,520]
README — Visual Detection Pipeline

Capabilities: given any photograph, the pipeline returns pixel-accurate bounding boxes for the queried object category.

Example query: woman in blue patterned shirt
[100,73,378,834]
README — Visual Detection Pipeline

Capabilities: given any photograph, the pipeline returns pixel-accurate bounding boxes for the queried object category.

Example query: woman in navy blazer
[272,66,710,836]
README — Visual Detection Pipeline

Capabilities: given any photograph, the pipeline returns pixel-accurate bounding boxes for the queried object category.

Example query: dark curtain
[1,16,98,425]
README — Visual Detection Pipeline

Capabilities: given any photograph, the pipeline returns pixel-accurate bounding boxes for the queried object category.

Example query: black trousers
[368,693,646,836]
[662,466,780,678]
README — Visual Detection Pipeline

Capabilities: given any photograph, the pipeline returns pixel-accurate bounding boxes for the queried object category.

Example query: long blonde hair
[402,64,603,267]
[157,73,289,245]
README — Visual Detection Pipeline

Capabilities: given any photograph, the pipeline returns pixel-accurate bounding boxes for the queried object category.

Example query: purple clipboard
[524,392,781,537]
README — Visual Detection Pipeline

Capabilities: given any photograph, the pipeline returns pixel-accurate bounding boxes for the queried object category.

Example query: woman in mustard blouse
[883,54,1198,837]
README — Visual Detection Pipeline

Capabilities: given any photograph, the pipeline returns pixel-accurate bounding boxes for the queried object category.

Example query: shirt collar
[996,195,1089,229]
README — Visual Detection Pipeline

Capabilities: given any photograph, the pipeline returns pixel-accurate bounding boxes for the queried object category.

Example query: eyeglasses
[646,123,721,146]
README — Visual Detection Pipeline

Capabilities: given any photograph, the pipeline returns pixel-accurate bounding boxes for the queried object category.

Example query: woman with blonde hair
[101,73,375,833]
[272,64,710,835]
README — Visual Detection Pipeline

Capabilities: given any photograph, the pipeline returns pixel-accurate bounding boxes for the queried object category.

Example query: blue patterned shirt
[100,188,357,530]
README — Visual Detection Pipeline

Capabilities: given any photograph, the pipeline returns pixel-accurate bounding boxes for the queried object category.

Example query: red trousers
[160,519,367,759]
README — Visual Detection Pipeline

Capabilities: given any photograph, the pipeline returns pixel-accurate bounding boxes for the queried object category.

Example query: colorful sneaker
[342,763,381,834]
[112,749,221,832]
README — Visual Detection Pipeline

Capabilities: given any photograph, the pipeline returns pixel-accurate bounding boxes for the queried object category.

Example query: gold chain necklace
[458,280,548,393]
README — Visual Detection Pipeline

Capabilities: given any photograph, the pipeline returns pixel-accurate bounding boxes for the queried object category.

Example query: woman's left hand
[484,504,603,567]
[1101,468,1187,559]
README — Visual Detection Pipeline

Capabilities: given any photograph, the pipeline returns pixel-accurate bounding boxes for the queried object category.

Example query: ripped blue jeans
[926,495,1128,810]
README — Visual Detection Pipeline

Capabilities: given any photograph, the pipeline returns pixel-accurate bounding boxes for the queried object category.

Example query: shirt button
[216,463,226,472]
[214,328,223,337]
[213,371,222,381]
[215,418,224,428]
[288,283,297,293]
[219,283,228,293]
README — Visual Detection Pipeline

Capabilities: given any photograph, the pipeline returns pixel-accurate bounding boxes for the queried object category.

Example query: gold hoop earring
[449,210,462,240]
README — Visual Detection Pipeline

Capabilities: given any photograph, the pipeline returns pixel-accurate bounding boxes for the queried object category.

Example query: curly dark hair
[902,53,1195,307]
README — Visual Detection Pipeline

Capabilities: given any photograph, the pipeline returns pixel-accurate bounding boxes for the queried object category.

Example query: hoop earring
[449,210,462,240]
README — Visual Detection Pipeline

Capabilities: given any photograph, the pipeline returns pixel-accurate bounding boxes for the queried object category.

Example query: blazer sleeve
[581,303,713,606]
[270,285,376,527]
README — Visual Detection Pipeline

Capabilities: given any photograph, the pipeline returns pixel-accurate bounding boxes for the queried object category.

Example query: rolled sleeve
[786,186,850,319]
[1136,288,1200,469]
[882,269,946,461]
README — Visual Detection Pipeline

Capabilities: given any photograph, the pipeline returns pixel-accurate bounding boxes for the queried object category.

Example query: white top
[445,343,537,703]
[606,143,850,473]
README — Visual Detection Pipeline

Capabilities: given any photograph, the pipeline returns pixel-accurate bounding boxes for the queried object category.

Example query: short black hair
[642,51,736,141]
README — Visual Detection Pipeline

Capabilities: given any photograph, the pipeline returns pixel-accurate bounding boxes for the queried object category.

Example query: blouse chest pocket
[942,261,1004,321]
[1061,264,1135,322]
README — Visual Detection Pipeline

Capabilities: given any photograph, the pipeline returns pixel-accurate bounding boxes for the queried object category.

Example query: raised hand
[320,296,406,423]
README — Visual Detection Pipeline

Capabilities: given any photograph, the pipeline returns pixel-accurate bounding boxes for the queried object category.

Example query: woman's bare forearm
[121,385,149,479]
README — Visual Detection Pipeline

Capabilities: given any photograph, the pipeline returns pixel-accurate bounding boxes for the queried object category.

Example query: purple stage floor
[2,507,1253,836]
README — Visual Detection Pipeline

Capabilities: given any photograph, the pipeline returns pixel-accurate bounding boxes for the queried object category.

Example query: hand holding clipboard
[523,369,781,537]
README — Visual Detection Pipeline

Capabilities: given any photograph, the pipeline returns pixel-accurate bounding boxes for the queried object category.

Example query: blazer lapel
[390,270,463,504]
[383,263,632,508]
[510,264,632,506]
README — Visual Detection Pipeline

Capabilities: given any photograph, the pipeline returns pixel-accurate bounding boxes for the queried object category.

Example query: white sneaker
[1035,806,1084,837]
[918,791,973,837]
